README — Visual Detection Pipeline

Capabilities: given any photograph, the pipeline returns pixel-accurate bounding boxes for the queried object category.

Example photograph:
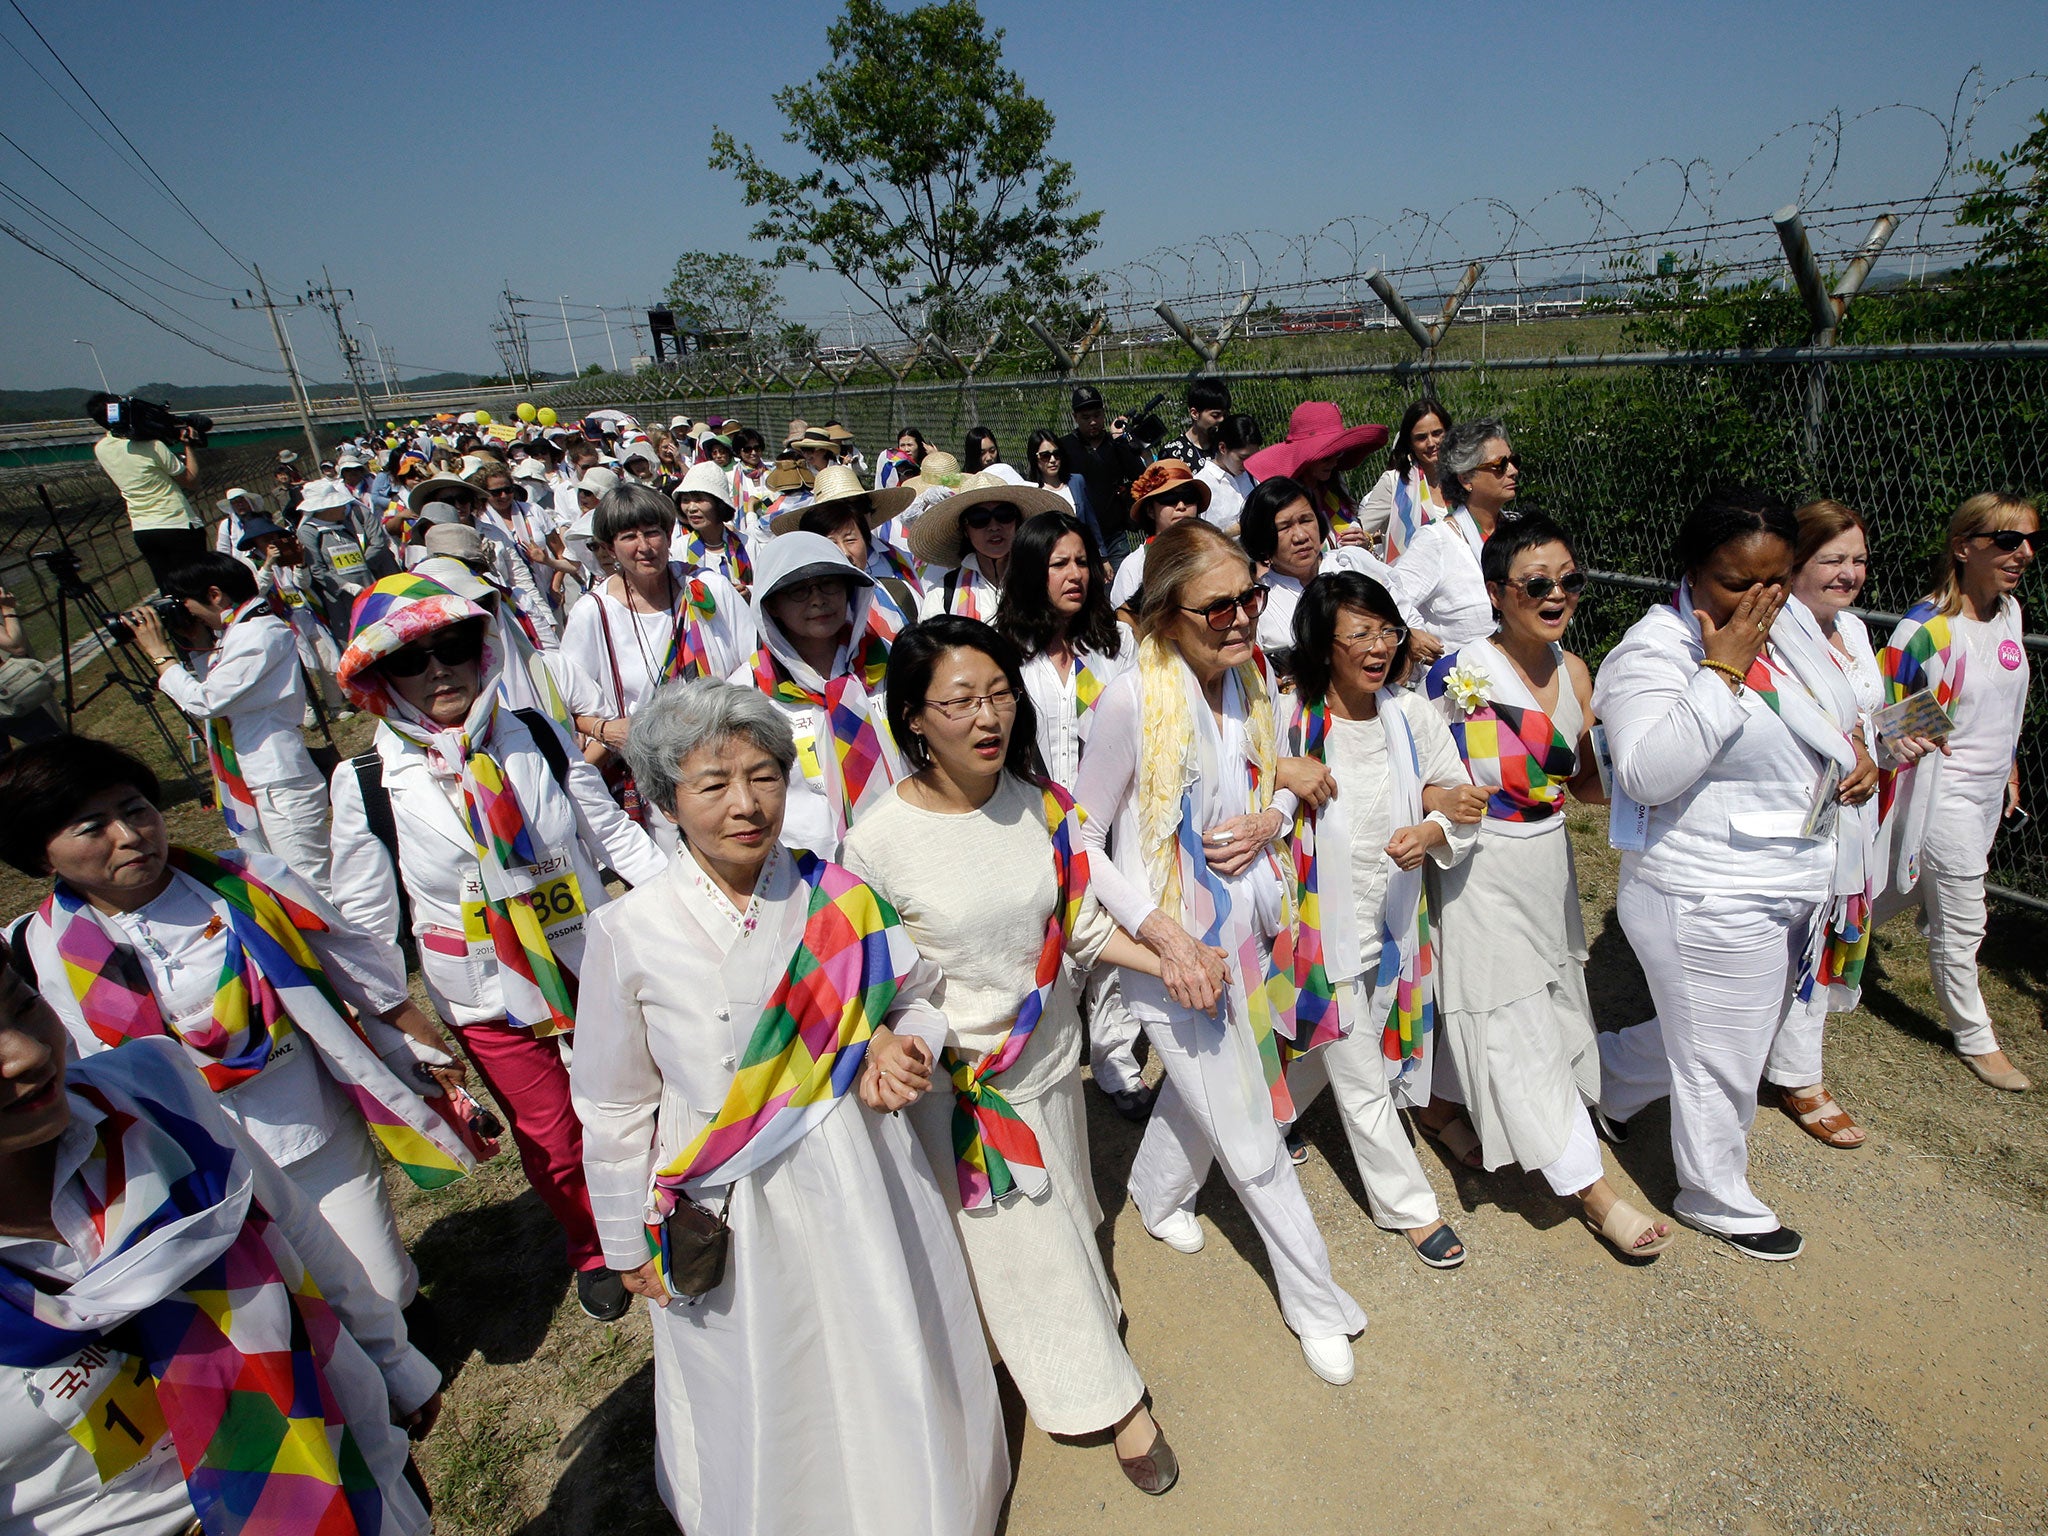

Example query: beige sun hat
[905,473,1067,568]
[763,451,811,493]
[901,449,964,493]
[770,463,913,535]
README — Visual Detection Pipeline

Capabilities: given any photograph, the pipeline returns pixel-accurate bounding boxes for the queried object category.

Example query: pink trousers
[454,1019,606,1272]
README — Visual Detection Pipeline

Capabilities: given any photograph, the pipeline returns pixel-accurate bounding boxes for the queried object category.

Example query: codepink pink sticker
[1999,639,2023,670]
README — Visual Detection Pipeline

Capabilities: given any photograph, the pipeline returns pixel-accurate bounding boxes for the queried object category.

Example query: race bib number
[794,730,823,783]
[461,852,587,950]
[329,544,366,574]
[24,1342,168,1484]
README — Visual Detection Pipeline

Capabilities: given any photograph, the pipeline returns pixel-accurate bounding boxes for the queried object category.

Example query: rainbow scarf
[944,563,998,621]
[685,528,752,590]
[1425,644,1578,823]
[944,781,1088,1209]
[875,539,922,592]
[751,622,896,844]
[876,448,917,488]
[1876,598,1962,833]
[644,852,919,1283]
[1276,704,1343,1060]
[661,573,722,682]
[43,848,471,1189]
[1072,647,1114,717]
[1313,481,1358,536]
[0,1049,387,1535]
[202,599,269,841]
[1385,467,1442,562]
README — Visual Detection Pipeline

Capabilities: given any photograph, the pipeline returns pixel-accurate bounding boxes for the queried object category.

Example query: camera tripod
[29,484,201,791]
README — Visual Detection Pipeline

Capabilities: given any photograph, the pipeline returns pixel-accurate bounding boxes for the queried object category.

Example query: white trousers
[1128,1025,1366,1340]
[286,1112,418,1306]
[1534,1105,1605,1199]
[1765,989,1828,1088]
[1084,963,1145,1094]
[1286,1030,1440,1230]
[1870,849,2000,1057]
[1600,881,1817,1236]
[237,772,333,894]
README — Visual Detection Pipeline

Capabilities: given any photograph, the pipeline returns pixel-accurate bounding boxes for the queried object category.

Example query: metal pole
[247,265,322,465]
[597,306,620,373]
[1364,271,1435,352]
[1833,213,1901,307]
[72,339,109,393]
[355,323,393,397]
[320,267,377,437]
[558,297,580,375]
[1772,205,1838,342]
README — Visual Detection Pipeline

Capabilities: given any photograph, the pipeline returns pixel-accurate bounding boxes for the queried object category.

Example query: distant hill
[0,373,567,426]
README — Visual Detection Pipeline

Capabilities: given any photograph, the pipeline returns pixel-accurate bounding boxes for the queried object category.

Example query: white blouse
[1381,511,1497,646]
[1019,627,1137,789]
[557,563,755,716]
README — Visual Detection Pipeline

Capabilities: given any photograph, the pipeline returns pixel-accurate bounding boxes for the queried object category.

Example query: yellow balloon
[385,437,399,448]
[537,407,558,427]
[474,409,492,425]
[516,402,538,423]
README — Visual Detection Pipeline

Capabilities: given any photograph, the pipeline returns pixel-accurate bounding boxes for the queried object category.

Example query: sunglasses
[378,626,485,678]
[1503,571,1587,600]
[1474,454,1522,476]
[1034,449,1062,462]
[1972,529,2043,553]
[963,506,1022,531]
[485,484,517,496]
[1180,584,1269,630]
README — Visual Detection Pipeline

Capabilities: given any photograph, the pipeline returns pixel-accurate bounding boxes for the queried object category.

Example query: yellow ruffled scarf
[1135,633,1279,918]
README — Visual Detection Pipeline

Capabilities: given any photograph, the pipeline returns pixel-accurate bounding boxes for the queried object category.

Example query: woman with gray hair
[1376,417,1523,668]
[571,678,1007,1535]
[557,482,757,843]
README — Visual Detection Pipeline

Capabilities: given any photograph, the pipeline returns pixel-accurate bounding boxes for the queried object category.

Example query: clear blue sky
[1,0,2041,392]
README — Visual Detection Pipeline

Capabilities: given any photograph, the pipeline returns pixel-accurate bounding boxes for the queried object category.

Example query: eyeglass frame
[1473,453,1522,476]
[921,687,1021,722]
[1498,570,1587,600]
[1178,584,1269,631]
[1334,622,1409,652]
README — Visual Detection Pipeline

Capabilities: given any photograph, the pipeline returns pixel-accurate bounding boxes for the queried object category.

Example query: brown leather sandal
[1116,1425,1180,1496]
[1780,1086,1866,1149]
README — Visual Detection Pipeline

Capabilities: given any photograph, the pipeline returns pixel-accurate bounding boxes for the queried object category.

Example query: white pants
[1600,881,1817,1236]
[1765,989,1828,1088]
[1534,1106,1605,1199]
[286,1112,418,1306]
[1128,1039,1365,1341]
[1085,964,1145,1094]
[1870,849,2000,1057]
[1287,1032,1440,1230]
[238,772,333,894]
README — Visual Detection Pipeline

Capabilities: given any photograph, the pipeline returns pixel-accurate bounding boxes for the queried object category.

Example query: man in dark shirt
[1056,385,1149,558]
[1153,377,1232,475]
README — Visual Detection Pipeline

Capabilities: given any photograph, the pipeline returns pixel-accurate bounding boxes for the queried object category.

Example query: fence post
[1025,316,1077,374]
[1365,264,1481,379]
[1774,205,1897,467]
[1155,293,1255,375]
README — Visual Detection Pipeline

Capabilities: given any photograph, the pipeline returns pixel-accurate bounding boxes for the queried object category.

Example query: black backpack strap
[943,568,961,611]
[6,911,38,989]
[514,708,572,790]
[351,750,416,960]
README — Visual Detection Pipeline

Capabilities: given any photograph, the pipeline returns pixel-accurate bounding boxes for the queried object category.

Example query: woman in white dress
[912,477,1065,620]
[1071,519,1368,1385]
[1278,570,1478,1268]
[1358,397,1451,562]
[1382,417,1521,670]
[1874,492,2036,1091]
[571,680,1007,1536]
[1595,492,1876,1261]
[1421,516,1674,1258]
[844,618,1179,1495]
[736,532,905,859]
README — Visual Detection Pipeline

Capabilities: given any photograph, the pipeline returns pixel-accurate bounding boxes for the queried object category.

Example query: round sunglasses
[1501,571,1587,600]
[962,505,1022,531]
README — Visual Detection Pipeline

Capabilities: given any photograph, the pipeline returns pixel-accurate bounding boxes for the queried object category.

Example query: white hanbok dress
[572,848,1007,1536]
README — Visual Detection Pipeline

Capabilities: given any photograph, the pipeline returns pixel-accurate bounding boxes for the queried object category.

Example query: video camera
[1113,392,1171,448]
[86,392,212,449]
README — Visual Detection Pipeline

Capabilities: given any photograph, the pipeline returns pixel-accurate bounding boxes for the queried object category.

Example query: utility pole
[558,296,580,375]
[302,266,377,436]
[353,322,394,398]
[594,305,620,372]
[232,265,322,465]
[502,284,534,386]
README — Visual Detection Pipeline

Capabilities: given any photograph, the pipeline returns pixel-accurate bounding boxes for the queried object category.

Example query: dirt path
[399,812,2048,1535]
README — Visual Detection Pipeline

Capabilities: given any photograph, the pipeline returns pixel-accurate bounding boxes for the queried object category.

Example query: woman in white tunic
[1873,492,2036,1091]
[1594,492,1874,1261]
[1380,417,1521,671]
[844,617,1179,1494]
[1357,397,1452,562]
[572,680,1007,1536]
[1421,516,1674,1258]
[1278,570,1477,1268]
[735,532,905,859]
[1071,519,1368,1386]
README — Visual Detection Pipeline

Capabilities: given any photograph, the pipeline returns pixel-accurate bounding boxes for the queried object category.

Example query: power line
[2,0,252,278]
[0,171,237,307]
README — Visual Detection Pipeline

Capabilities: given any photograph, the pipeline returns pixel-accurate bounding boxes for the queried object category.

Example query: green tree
[1953,108,2048,336]
[662,251,785,353]
[708,0,1101,345]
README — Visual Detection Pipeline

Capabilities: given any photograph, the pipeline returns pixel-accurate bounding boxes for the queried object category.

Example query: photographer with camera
[126,552,333,891]
[86,391,207,588]
[1058,385,1152,561]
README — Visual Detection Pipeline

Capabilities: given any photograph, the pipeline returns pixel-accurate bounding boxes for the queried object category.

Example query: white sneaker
[1145,1210,1204,1254]
[1300,1333,1354,1385]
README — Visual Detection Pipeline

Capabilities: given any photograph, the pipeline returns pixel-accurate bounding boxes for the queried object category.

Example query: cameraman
[87,392,206,588]
[1057,384,1149,559]
[126,553,332,891]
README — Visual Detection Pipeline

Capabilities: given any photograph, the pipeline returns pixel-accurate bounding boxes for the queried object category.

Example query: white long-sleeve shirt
[1018,627,1136,790]
[558,565,756,717]
[1374,511,1496,646]
[156,605,319,785]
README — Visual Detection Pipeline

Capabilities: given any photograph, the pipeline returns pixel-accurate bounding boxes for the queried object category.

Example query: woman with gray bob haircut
[1376,415,1525,666]
[571,674,1008,1532]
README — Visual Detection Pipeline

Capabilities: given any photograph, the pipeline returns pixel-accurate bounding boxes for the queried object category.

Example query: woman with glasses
[1071,519,1367,1385]
[467,463,563,644]
[1279,571,1477,1270]
[740,533,906,858]
[1420,516,1675,1258]
[1360,398,1453,562]
[329,574,668,1321]
[910,478,1067,620]
[1873,493,2037,1092]
[842,617,1181,1496]
[1382,418,1521,669]
[1108,462,1212,617]
[1025,428,1106,553]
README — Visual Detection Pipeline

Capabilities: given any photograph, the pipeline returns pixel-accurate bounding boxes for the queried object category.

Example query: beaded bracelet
[1699,659,1746,692]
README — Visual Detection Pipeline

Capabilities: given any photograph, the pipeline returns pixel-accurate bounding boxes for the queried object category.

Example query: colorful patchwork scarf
[944,780,1088,1209]
[1875,598,1964,863]
[685,529,752,590]
[644,853,919,1281]
[1072,646,1115,718]
[0,1046,388,1535]
[1425,642,1579,823]
[1385,466,1443,562]
[751,616,897,845]
[875,448,917,488]
[201,598,269,841]
[944,562,998,621]
[661,572,722,682]
[43,848,472,1188]
[1276,703,1343,1059]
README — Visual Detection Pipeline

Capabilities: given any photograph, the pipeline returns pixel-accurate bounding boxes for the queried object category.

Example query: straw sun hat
[905,474,1067,568]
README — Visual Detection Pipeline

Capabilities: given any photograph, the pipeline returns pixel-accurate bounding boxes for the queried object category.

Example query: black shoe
[1285,1126,1310,1167]
[1105,1085,1156,1124]
[577,1267,631,1320]
[1713,1225,1805,1262]
[1591,1107,1629,1146]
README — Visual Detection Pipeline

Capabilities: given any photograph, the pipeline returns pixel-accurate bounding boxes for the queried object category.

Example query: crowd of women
[0,390,2033,1535]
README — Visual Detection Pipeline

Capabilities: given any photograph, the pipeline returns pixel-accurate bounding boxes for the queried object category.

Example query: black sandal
[1411,1221,1467,1269]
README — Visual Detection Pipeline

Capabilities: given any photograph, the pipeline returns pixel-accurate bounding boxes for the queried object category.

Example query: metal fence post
[1774,205,1898,468]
